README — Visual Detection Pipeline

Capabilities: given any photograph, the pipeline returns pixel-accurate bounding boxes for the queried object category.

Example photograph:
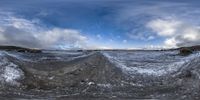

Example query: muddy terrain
[0,48,200,99]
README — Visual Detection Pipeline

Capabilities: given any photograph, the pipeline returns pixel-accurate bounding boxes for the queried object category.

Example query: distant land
[0,45,42,53]
[0,45,200,52]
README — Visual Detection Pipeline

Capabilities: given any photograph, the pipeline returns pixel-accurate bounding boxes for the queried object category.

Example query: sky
[0,0,200,49]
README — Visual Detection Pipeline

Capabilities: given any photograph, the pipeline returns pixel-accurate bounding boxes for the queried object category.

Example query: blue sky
[0,0,200,49]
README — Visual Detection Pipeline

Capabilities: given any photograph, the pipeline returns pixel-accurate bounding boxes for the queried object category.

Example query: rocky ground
[0,48,200,99]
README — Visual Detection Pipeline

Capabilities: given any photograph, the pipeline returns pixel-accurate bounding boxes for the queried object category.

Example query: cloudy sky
[0,0,200,49]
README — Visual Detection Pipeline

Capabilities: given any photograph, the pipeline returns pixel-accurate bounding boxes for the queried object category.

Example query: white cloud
[147,18,200,48]
[39,28,88,49]
[147,36,155,40]
[144,45,167,50]
[0,13,89,49]
[164,38,177,47]
[123,39,127,43]
[147,19,181,36]
[127,32,155,41]
[109,39,113,42]
[96,34,102,39]
[93,46,113,50]
[116,1,200,48]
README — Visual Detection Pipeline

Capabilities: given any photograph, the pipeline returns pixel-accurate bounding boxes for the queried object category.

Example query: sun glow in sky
[0,0,200,49]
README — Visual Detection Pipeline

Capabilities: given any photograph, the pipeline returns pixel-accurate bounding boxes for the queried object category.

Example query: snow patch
[4,51,33,62]
[2,63,24,85]
[88,82,95,85]
[102,51,200,76]
[0,51,24,86]
[97,83,111,88]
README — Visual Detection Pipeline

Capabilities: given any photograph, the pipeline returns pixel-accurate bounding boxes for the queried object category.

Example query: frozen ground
[0,50,200,99]
[0,51,24,86]
[102,51,200,76]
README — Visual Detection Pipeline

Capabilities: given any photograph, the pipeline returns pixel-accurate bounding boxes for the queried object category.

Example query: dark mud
[0,50,200,100]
